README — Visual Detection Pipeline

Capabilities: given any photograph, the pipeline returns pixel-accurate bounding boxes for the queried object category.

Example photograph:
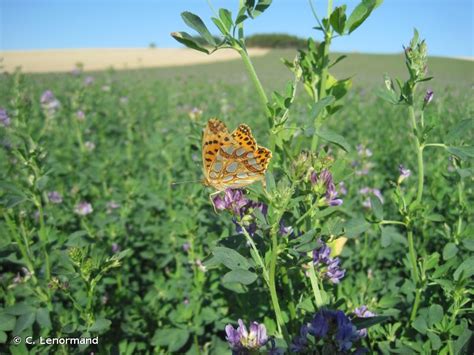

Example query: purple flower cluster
[74,201,93,216]
[291,309,364,353]
[424,89,434,106]
[213,189,268,236]
[356,144,373,158]
[310,169,343,206]
[47,191,63,204]
[359,187,384,209]
[353,306,376,337]
[398,164,411,184]
[40,90,61,116]
[0,108,11,127]
[225,319,268,352]
[313,240,345,284]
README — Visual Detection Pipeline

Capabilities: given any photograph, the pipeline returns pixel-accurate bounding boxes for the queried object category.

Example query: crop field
[0,3,473,354]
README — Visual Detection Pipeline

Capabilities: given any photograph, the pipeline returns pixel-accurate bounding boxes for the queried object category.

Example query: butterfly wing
[203,120,272,191]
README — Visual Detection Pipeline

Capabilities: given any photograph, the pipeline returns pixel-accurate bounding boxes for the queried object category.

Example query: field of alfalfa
[0,9,473,355]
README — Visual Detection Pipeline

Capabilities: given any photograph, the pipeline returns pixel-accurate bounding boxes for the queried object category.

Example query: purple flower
[339,181,347,195]
[225,324,242,350]
[279,221,293,236]
[213,189,248,215]
[188,107,203,121]
[225,319,268,351]
[326,258,346,284]
[335,311,359,351]
[111,243,121,253]
[353,306,376,337]
[47,191,63,204]
[0,108,11,127]
[41,90,61,115]
[195,259,206,272]
[290,324,310,352]
[84,76,95,86]
[309,311,330,337]
[359,187,384,208]
[74,201,93,216]
[424,89,434,106]
[106,200,120,213]
[398,164,411,183]
[311,169,344,206]
[313,240,345,284]
[76,110,85,121]
[182,242,190,253]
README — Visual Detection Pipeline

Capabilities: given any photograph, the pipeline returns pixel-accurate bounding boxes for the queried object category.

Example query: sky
[1,0,473,57]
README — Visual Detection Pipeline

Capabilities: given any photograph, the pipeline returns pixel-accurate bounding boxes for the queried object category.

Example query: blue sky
[1,0,473,57]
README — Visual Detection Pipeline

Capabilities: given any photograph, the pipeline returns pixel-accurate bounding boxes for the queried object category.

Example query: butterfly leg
[209,190,222,213]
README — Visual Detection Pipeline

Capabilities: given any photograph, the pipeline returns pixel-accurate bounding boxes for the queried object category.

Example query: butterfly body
[202,118,272,192]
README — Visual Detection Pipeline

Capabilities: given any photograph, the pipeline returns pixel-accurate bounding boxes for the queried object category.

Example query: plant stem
[239,225,269,285]
[379,220,407,226]
[237,48,271,122]
[407,229,421,321]
[269,226,290,344]
[311,0,333,151]
[409,105,424,205]
[308,263,324,308]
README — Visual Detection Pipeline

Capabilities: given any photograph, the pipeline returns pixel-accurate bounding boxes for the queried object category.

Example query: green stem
[423,143,447,149]
[269,227,289,343]
[308,263,324,308]
[379,220,407,227]
[409,105,424,205]
[239,224,269,285]
[407,229,421,321]
[236,47,271,122]
[311,1,333,151]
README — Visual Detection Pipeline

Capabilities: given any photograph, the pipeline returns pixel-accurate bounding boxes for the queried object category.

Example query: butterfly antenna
[170,179,201,186]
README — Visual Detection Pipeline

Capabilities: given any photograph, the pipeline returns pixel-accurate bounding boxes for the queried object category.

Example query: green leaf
[89,318,111,333]
[378,294,400,308]
[428,304,444,326]
[447,119,473,141]
[181,12,216,46]
[5,303,36,316]
[345,0,381,34]
[352,315,390,329]
[152,328,190,352]
[427,331,442,350]
[0,314,16,331]
[446,146,474,160]
[13,313,35,335]
[297,297,315,312]
[442,242,458,260]
[315,127,351,153]
[218,9,233,32]
[376,87,399,104]
[370,196,383,220]
[412,315,428,334]
[0,331,6,344]
[36,308,52,329]
[222,269,257,285]
[330,5,347,35]
[453,326,472,354]
[245,0,272,19]
[424,252,440,270]
[344,217,370,238]
[212,246,252,270]
[171,32,210,54]
[453,257,474,281]
[311,95,335,118]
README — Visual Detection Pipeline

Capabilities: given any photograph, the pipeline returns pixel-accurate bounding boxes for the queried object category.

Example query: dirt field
[0,48,270,73]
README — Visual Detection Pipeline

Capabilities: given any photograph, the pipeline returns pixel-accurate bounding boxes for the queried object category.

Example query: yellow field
[0,48,270,73]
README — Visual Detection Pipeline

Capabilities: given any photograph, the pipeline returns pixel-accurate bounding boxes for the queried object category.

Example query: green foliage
[246,33,308,48]
[0,0,472,353]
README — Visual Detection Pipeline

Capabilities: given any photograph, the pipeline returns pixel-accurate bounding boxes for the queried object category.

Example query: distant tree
[149,42,157,49]
[246,33,309,48]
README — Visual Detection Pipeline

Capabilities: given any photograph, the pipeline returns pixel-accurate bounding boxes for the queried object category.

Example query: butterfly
[202,118,272,198]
